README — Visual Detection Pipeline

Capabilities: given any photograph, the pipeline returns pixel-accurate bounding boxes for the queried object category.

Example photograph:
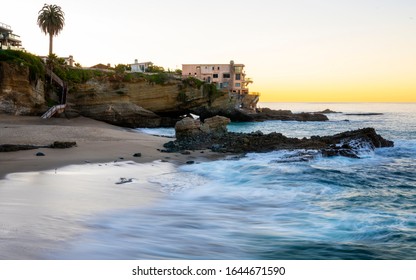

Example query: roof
[90,63,111,69]
[0,22,12,32]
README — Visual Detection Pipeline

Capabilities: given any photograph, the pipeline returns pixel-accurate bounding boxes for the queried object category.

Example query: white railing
[41,68,68,118]
[8,34,21,41]
[0,45,22,51]
[41,104,66,119]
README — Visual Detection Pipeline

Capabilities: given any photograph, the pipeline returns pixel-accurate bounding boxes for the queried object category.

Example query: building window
[218,67,220,70]
[235,74,241,80]
[213,74,218,78]
[212,66,215,70]
[235,83,241,87]
[223,73,230,78]
[222,82,229,88]
[234,66,243,74]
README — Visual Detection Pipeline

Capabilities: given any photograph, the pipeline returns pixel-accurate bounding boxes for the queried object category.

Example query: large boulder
[200,115,230,137]
[175,117,202,140]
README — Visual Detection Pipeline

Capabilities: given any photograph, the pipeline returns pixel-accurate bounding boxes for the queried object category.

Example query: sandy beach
[0,114,222,259]
[0,114,216,179]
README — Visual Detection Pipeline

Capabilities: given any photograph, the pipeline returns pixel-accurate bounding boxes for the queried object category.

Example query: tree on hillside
[37,4,65,56]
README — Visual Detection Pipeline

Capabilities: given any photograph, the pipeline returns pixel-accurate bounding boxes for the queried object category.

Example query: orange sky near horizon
[255,81,416,102]
[258,89,416,103]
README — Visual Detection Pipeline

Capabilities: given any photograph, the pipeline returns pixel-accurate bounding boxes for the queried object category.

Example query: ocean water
[2,103,416,259]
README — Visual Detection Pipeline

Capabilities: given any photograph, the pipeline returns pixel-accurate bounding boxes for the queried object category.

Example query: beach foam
[0,160,173,259]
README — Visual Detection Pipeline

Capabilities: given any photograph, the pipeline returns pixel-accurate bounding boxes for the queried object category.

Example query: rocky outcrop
[70,78,188,115]
[75,102,174,128]
[0,62,46,115]
[164,119,394,158]
[67,77,240,127]
[193,107,329,122]
[192,105,254,122]
[313,109,340,114]
[1,61,329,127]
[248,108,329,122]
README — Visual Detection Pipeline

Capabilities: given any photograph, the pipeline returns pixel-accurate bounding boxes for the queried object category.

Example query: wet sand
[0,114,222,259]
[0,114,217,179]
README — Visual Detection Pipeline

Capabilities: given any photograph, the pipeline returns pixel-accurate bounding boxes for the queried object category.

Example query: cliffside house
[0,22,22,50]
[131,60,153,73]
[182,60,253,95]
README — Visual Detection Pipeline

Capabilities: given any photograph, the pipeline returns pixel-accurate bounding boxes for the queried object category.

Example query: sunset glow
[2,0,415,102]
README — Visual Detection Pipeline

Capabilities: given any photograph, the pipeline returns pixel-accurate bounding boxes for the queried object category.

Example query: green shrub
[0,50,45,81]
[115,64,131,73]
[177,91,188,102]
[66,68,96,83]
[123,73,133,82]
[146,64,164,73]
[182,76,204,89]
[147,73,169,85]
[203,83,225,105]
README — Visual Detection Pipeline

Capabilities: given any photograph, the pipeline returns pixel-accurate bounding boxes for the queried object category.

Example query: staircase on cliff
[41,68,67,119]
[239,92,260,111]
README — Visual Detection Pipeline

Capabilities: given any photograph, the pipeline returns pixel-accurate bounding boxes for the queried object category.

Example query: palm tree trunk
[49,33,53,56]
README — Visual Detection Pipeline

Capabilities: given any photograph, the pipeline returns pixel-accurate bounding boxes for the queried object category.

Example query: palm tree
[37,4,65,56]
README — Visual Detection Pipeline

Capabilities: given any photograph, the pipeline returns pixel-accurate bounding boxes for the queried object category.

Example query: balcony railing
[0,22,12,31]
[8,34,21,42]
[0,45,21,51]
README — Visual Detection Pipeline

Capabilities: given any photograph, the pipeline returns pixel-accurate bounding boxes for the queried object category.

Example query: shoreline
[0,114,225,259]
[0,114,222,179]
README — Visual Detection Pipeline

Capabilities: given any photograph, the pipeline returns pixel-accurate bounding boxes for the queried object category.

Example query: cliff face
[70,78,238,114]
[0,61,252,127]
[0,62,327,128]
[0,62,46,115]
[68,78,241,127]
[70,79,191,114]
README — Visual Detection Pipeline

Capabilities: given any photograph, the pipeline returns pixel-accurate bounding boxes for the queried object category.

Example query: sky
[2,0,415,102]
